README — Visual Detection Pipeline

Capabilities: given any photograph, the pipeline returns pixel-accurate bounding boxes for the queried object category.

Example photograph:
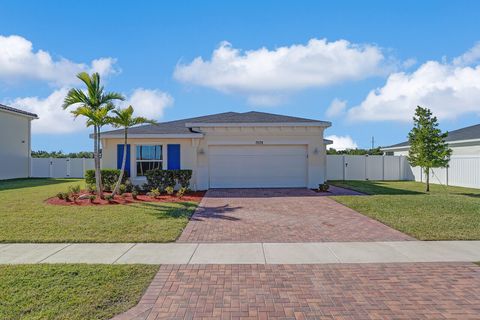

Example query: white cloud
[9,88,87,134]
[453,42,480,66]
[325,98,347,117]
[174,39,389,105]
[9,88,173,134]
[123,88,174,120]
[347,45,480,122]
[325,135,358,150]
[0,35,118,86]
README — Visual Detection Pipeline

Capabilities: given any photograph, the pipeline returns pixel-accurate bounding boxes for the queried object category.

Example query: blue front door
[167,144,181,169]
[117,144,131,176]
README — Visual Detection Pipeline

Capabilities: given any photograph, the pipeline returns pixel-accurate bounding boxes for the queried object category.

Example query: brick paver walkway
[113,263,480,320]
[178,188,412,242]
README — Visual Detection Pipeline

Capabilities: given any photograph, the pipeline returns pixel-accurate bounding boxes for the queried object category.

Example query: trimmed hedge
[145,169,192,191]
[85,169,128,187]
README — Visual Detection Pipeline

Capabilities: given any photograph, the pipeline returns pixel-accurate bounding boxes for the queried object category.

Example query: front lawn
[0,264,157,320]
[0,178,198,242]
[329,180,480,240]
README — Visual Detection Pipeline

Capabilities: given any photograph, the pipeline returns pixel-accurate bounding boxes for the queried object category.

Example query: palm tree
[62,72,124,198]
[109,105,157,197]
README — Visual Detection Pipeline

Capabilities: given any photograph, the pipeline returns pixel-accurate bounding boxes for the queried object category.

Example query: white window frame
[134,144,164,177]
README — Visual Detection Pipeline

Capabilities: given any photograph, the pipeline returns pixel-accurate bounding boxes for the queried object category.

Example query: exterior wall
[0,111,32,180]
[101,126,327,189]
[101,138,197,187]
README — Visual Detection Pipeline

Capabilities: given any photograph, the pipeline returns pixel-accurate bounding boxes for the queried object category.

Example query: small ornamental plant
[56,192,65,200]
[131,189,139,200]
[148,188,161,199]
[89,195,96,203]
[105,195,114,203]
[165,186,174,195]
[176,187,187,198]
[318,183,329,192]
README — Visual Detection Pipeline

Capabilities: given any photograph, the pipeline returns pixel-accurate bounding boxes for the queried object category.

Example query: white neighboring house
[381,124,480,156]
[100,111,332,189]
[0,104,38,180]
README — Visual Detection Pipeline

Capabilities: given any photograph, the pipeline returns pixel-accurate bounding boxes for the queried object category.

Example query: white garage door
[209,145,307,188]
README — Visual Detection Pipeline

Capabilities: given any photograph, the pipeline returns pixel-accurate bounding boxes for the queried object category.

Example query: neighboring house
[101,111,332,189]
[382,123,480,156]
[0,104,38,180]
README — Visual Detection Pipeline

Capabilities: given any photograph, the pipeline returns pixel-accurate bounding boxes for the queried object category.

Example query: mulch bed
[46,191,205,206]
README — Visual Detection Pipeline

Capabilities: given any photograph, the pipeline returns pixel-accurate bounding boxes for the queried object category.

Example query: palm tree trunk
[93,125,103,198]
[97,125,104,197]
[112,128,128,197]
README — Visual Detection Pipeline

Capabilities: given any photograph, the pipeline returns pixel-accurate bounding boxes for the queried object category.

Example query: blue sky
[1,1,479,152]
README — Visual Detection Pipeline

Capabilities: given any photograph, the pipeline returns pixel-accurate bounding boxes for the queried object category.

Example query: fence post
[49,157,53,178]
[66,158,71,177]
[342,155,346,180]
[82,158,86,178]
[365,155,368,180]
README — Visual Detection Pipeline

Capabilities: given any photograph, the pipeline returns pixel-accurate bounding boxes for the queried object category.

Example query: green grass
[0,178,197,242]
[329,180,480,240]
[0,264,157,320]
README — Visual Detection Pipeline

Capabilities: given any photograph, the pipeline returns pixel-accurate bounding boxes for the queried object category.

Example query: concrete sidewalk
[1,241,479,264]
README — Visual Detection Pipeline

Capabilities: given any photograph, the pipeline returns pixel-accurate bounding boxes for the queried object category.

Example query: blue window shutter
[117,144,131,176]
[167,144,181,170]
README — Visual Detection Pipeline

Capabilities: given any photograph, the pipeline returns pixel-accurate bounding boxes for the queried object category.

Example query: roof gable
[383,123,480,149]
[0,104,38,118]
[102,111,330,136]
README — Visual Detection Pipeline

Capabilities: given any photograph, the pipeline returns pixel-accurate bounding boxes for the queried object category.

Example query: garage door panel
[209,145,307,188]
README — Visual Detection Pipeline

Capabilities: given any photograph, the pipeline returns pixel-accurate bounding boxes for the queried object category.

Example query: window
[136,145,162,176]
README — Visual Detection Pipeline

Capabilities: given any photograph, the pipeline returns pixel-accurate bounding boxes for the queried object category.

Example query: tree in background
[407,106,452,192]
[327,147,383,155]
[108,105,156,197]
[62,72,125,198]
[31,150,94,158]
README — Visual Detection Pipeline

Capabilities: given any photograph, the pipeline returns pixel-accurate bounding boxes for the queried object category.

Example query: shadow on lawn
[0,178,77,192]
[131,202,198,219]
[329,181,424,196]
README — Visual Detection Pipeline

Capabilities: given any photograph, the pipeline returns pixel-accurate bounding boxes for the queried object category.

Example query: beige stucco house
[0,104,38,180]
[101,111,332,190]
[382,123,480,156]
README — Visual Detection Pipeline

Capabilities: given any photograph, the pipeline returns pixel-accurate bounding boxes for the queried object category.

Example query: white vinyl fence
[31,158,94,178]
[327,154,480,189]
[327,155,413,181]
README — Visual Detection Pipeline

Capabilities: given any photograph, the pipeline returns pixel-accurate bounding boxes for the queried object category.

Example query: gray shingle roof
[103,111,329,135]
[0,104,38,118]
[384,123,480,149]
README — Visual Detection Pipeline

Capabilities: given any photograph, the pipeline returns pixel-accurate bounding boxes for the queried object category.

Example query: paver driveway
[178,188,412,242]
[113,263,480,320]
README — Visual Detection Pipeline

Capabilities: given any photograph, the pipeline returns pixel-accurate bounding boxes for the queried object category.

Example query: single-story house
[382,123,480,156]
[101,111,332,189]
[0,104,38,180]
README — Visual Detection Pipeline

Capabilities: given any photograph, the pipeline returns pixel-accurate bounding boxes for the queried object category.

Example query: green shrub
[104,195,114,202]
[56,192,64,200]
[103,184,112,192]
[84,169,127,187]
[86,184,96,194]
[119,184,127,195]
[124,179,134,192]
[165,186,174,195]
[174,170,192,188]
[176,187,187,198]
[89,195,96,203]
[145,169,192,190]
